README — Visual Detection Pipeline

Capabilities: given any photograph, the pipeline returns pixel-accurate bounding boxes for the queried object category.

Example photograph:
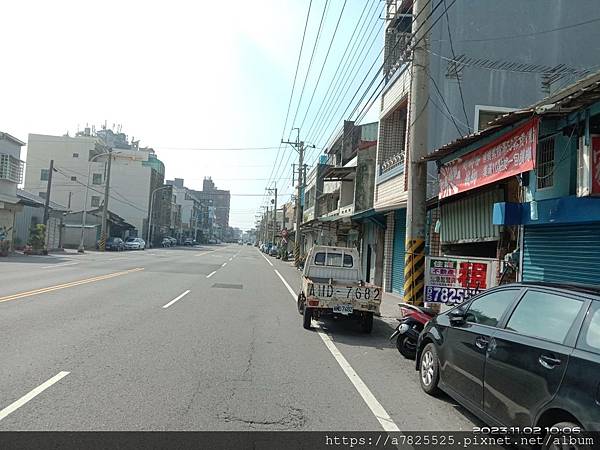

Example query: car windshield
[4,2,598,444]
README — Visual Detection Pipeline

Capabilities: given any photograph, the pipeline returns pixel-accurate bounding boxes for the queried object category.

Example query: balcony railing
[0,153,24,184]
[379,153,404,175]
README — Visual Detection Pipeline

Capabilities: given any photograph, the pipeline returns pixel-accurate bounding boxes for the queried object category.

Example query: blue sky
[1,0,382,229]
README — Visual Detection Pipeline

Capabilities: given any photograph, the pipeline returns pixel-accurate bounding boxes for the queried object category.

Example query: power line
[264,0,314,196]
[290,0,331,129]
[302,0,377,143]
[298,0,348,131]
[316,0,456,161]
[443,0,470,133]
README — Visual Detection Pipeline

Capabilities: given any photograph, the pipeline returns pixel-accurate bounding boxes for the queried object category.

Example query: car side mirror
[449,310,466,325]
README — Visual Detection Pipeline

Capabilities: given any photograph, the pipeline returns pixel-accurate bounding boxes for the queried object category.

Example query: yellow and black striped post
[404,239,425,305]
[294,243,300,267]
[99,233,106,252]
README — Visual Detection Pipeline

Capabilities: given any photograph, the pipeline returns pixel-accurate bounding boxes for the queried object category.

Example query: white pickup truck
[297,245,382,333]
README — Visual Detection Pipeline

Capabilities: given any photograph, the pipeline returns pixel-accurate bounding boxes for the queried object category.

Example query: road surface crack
[218,406,306,430]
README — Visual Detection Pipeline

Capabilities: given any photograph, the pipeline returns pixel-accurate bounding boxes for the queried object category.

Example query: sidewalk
[379,291,402,320]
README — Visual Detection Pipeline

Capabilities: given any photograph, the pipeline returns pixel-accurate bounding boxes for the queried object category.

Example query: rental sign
[439,118,539,199]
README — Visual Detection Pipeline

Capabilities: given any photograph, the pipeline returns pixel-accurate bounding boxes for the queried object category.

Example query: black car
[97,237,125,251]
[416,282,600,437]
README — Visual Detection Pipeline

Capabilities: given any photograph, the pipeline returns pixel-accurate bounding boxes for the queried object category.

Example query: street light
[147,185,171,247]
[78,150,122,253]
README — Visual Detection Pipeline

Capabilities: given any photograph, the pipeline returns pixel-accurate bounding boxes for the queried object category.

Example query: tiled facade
[382,212,395,293]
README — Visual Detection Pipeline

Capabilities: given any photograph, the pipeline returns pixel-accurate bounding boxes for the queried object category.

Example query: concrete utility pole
[266,183,277,244]
[403,0,431,305]
[282,128,314,267]
[99,148,113,251]
[42,159,54,229]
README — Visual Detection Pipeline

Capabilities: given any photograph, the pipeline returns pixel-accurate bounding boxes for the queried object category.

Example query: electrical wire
[443,0,470,133]
[298,0,348,131]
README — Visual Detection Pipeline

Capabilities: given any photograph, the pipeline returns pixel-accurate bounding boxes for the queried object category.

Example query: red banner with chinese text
[439,118,539,199]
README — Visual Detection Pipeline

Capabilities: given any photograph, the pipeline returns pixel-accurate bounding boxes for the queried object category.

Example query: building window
[70,176,77,182]
[72,152,79,158]
[91,196,101,207]
[40,169,49,181]
[92,173,102,185]
[39,192,47,199]
[537,136,555,189]
[475,106,515,131]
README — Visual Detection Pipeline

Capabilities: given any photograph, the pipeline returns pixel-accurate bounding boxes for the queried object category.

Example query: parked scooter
[390,303,437,359]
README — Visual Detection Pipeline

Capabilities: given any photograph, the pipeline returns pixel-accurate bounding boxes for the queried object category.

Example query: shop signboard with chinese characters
[424,256,500,305]
[439,118,539,199]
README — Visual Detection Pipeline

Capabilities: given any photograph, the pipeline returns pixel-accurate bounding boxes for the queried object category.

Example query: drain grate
[212,283,243,289]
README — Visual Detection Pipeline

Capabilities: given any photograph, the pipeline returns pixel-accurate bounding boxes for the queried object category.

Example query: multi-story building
[24,128,167,245]
[192,177,230,240]
[0,132,25,252]
[375,0,600,296]
[166,178,203,242]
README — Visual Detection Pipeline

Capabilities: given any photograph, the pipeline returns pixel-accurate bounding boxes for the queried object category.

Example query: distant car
[416,282,600,438]
[246,242,252,246]
[161,237,171,247]
[125,237,146,250]
[208,239,217,245]
[269,245,278,257]
[100,237,125,251]
[184,238,195,246]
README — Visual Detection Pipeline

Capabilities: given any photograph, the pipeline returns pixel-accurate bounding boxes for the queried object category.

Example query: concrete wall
[354,145,377,212]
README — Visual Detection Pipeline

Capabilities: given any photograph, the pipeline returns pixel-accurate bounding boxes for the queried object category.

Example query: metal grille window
[92,173,102,185]
[537,137,555,189]
[40,169,49,181]
[91,196,100,208]
[70,176,77,182]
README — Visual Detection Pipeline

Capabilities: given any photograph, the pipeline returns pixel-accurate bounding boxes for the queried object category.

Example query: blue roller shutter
[391,209,407,295]
[523,223,600,284]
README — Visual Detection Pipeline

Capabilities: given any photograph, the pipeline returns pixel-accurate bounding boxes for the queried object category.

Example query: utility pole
[264,206,269,243]
[403,0,431,305]
[99,149,112,251]
[282,128,314,267]
[42,160,54,233]
[266,183,278,244]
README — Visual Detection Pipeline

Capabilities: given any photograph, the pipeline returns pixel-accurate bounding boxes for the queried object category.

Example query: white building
[24,131,165,239]
[0,132,26,251]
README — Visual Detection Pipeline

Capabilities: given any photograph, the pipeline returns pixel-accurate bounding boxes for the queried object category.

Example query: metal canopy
[323,166,356,181]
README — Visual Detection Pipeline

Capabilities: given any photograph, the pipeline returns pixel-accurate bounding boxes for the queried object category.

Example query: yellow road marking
[0,268,145,304]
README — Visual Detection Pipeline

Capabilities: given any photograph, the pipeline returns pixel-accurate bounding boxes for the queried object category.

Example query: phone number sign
[425,256,499,304]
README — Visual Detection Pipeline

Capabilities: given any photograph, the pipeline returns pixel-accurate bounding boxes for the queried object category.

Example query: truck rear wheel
[360,312,373,333]
[297,294,305,316]
[303,307,313,330]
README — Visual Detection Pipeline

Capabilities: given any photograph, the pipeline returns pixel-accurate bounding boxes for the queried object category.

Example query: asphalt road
[0,245,479,431]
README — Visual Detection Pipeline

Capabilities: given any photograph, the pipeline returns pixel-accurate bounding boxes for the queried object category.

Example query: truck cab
[297,245,382,333]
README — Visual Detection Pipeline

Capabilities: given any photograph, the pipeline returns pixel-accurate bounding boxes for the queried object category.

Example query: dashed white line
[0,371,70,422]
[206,271,217,278]
[41,262,79,269]
[259,250,273,266]
[222,262,227,267]
[273,268,401,433]
[162,289,191,309]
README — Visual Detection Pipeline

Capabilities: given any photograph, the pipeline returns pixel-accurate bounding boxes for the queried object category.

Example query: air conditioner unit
[577,134,600,197]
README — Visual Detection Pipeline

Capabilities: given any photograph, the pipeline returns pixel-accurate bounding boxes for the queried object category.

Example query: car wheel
[360,312,374,333]
[419,343,441,395]
[542,422,587,450]
[297,294,305,316]
[303,306,313,330]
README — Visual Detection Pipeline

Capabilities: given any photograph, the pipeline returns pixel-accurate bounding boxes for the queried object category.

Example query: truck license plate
[333,304,353,315]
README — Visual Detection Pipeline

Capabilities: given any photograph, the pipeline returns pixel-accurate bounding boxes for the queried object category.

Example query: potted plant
[27,224,47,255]
[0,240,9,257]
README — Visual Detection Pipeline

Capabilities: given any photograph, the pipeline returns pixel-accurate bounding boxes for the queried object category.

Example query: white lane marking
[222,262,227,267]
[259,251,273,266]
[273,269,401,433]
[195,250,216,257]
[162,290,191,309]
[206,271,217,278]
[274,269,296,297]
[228,257,233,261]
[41,262,79,269]
[0,371,70,422]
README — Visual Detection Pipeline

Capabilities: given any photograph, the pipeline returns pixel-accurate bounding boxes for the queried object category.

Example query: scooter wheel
[397,335,417,360]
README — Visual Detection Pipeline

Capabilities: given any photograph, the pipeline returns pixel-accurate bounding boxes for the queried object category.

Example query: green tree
[28,224,46,251]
